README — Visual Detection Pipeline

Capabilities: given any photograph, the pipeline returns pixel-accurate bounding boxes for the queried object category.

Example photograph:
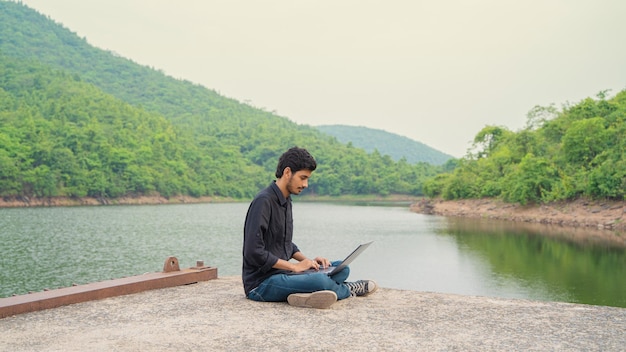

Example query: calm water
[1,202,625,307]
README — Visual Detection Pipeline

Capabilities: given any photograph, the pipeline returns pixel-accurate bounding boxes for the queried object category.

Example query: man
[242,147,377,309]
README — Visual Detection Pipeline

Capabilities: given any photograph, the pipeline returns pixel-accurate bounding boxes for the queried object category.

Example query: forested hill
[423,90,626,204]
[316,125,453,165]
[0,1,445,200]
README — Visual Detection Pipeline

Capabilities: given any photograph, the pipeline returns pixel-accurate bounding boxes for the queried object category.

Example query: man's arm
[243,196,280,272]
[272,251,331,272]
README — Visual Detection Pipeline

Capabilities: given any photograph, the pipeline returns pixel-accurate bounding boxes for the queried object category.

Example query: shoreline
[411,197,626,232]
[0,195,226,208]
[0,194,420,208]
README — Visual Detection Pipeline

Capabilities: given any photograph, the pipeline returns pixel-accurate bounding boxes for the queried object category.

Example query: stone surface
[1,276,625,351]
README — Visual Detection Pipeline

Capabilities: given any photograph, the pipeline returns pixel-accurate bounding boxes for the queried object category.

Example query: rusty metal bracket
[0,257,218,319]
[163,256,181,272]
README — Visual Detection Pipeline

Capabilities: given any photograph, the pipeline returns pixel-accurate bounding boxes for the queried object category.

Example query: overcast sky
[19,0,626,157]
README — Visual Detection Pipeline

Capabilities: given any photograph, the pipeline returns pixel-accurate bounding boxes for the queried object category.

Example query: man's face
[286,169,312,195]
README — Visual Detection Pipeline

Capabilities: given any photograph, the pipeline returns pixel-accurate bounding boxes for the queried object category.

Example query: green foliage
[501,154,557,205]
[0,2,450,200]
[426,89,626,204]
[561,117,610,165]
[472,125,512,158]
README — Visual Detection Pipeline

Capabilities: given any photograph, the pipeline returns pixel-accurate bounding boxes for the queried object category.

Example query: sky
[18,0,626,157]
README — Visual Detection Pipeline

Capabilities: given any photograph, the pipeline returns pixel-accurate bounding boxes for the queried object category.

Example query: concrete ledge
[0,261,217,318]
[1,276,624,351]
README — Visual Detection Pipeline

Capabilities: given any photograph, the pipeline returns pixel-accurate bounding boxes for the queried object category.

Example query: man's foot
[287,290,337,309]
[345,280,378,297]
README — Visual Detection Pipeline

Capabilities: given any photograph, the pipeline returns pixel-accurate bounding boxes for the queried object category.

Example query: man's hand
[273,258,317,272]
[312,256,331,269]
[283,252,331,272]
[291,258,319,272]
[290,257,331,272]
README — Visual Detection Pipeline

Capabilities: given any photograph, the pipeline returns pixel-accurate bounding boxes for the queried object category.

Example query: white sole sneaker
[364,280,378,296]
[287,290,337,309]
[346,280,378,297]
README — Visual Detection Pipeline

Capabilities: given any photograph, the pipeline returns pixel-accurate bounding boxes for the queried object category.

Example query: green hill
[316,125,453,165]
[424,91,626,203]
[0,1,445,200]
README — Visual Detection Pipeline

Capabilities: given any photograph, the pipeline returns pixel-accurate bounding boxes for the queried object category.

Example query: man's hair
[275,147,317,178]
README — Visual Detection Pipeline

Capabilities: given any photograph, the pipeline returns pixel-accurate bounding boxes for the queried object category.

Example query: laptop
[287,241,373,275]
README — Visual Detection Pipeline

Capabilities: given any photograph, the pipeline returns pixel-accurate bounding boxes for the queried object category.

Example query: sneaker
[287,290,337,309]
[345,280,378,297]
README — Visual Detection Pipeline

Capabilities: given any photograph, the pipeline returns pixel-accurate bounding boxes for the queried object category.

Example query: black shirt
[242,181,300,295]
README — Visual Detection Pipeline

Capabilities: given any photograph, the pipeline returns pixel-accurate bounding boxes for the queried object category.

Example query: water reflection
[438,218,626,307]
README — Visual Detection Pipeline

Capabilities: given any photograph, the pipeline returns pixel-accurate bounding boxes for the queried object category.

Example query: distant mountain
[316,125,454,165]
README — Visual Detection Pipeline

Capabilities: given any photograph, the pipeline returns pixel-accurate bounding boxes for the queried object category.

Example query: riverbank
[0,194,420,208]
[0,195,225,207]
[1,276,624,351]
[412,197,626,232]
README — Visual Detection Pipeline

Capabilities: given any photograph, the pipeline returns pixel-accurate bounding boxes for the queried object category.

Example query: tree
[501,154,557,204]
[561,117,609,165]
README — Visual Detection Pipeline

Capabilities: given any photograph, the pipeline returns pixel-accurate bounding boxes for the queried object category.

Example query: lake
[1,202,624,307]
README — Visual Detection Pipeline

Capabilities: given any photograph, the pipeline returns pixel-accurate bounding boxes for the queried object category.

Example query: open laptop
[287,241,373,275]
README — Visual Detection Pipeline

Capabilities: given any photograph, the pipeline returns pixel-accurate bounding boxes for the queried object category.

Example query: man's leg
[329,260,349,287]
[330,261,378,298]
[247,272,351,302]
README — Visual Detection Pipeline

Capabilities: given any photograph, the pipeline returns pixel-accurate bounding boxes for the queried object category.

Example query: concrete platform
[1,276,624,351]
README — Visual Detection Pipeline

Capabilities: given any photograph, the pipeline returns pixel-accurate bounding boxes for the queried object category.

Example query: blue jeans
[247,260,352,301]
